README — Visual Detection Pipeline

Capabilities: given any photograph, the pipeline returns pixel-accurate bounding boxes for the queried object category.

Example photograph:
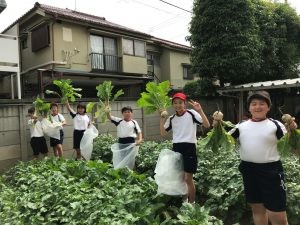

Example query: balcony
[90,53,121,73]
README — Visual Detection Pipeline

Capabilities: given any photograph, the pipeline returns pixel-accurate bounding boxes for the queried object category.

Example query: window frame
[123,38,145,57]
[182,64,193,80]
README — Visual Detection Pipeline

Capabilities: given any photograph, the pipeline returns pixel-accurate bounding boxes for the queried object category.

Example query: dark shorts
[73,129,85,149]
[50,130,64,147]
[239,160,286,212]
[30,136,48,155]
[118,137,135,144]
[173,142,197,174]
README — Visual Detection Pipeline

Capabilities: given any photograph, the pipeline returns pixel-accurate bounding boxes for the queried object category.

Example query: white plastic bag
[41,118,61,139]
[111,143,138,170]
[80,125,99,160]
[154,149,188,196]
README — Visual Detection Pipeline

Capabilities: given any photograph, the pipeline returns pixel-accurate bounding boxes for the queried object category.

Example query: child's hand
[136,139,142,145]
[188,100,203,112]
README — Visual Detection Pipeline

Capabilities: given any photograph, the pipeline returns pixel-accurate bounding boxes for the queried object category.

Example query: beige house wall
[122,55,147,74]
[169,51,191,89]
[52,22,90,71]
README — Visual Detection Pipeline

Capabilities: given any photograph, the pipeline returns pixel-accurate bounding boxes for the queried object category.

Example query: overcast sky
[0,0,300,46]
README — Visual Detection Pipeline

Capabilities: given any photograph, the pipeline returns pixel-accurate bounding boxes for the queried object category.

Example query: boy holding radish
[228,90,297,225]
[160,92,210,203]
[107,106,142,169]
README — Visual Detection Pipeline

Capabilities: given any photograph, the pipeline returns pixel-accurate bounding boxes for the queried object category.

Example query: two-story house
[1,2,194,100]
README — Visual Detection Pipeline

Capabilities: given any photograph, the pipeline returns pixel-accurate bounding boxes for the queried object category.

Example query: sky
[0,0,300,47]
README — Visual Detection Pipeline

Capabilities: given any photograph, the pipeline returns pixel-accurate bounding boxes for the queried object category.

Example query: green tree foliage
[190,0,262,86]
[252,0,300,80]
[189,0,300,88]
[183,78,217,98]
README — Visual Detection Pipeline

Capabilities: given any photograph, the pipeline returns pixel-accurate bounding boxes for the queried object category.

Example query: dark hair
[77,103,86,113]
[121,106,133,113]
[247,91,271,109]
[50,102,58,109]
[28,107,35,114]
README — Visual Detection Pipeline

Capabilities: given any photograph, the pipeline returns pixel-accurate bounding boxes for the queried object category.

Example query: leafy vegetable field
[1,134,299,224]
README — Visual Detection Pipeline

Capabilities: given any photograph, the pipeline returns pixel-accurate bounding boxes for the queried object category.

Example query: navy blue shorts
[173,142,197,174]
[239,160,286,212]
[50,130,64,147]
[73,129,85,149]
[30,136,48,155]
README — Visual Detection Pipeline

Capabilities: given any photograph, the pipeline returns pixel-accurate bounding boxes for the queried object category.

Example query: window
[90,35,118,71]
[21,36,28,50]
[123,38,145,57]
[147,52,160,75]
[31,25,50,52]
[182,64,193,80]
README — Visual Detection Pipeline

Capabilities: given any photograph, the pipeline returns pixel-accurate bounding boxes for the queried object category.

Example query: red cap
[172,92,186,101]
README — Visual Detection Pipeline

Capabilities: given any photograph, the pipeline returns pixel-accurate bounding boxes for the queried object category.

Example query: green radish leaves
[46,79,82,104]
[33,97,51,117]
[87,81,124,123]
[137,81,171,114]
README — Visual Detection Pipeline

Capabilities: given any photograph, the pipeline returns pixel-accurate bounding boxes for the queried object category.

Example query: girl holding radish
[66,101,90,160]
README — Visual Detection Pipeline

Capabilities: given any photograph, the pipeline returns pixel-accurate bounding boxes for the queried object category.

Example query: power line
[157,0,192,13]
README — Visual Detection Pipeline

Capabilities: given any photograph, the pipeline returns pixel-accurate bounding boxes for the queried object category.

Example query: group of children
[27,101,142,160]
[27,90,297,225]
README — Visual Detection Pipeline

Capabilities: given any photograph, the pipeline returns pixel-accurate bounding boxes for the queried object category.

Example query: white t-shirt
[164,109,202,144]
[28,119,44,137]
[70,110,89,130]
[111,116,141,138]
[50,113,65,130]
[229,119,286,163]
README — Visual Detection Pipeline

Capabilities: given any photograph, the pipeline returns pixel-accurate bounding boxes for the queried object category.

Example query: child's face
[122,110,132,121]
[172,98,186,114]
[51,106,58,115]
[249,99,270,120]
[28,112,34,118]
[77,107,85,115]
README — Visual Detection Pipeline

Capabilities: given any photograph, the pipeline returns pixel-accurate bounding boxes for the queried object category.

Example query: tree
[189,0,300,88]
[189,0,262,86]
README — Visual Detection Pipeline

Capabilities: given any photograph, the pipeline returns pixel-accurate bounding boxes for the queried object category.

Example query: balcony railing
[90,53,121,73]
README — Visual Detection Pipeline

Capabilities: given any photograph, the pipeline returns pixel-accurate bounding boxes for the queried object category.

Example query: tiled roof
[38,3,151,37]
[2,2,191,51]
[151,37,191,51]
[218,78,300,93]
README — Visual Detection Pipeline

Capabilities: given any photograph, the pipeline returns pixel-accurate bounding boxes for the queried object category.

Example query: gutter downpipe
[238,91,244,121]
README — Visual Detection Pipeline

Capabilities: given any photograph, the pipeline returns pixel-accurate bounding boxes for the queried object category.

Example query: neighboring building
[0,0,21,99]
[1,2,194,100]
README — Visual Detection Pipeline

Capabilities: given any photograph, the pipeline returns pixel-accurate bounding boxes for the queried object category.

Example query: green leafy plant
[137,81,171,118]
[33,96,50,117]
[199,111,235,153]
[45,79,82,104]
[277,114,300,159]
[86,81,124,123]
[91,133,117,162]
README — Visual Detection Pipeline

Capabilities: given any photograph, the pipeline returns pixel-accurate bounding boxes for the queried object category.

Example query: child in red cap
[160,92,210,203]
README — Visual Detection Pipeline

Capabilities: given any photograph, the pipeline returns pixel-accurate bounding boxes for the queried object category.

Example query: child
[107,106,142,169]
[66,101,90,160]
[228,90,297,225]
[50,102,66,158]
[160,92,210,203]
[27,107,48,159]
[107,106,142,145]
